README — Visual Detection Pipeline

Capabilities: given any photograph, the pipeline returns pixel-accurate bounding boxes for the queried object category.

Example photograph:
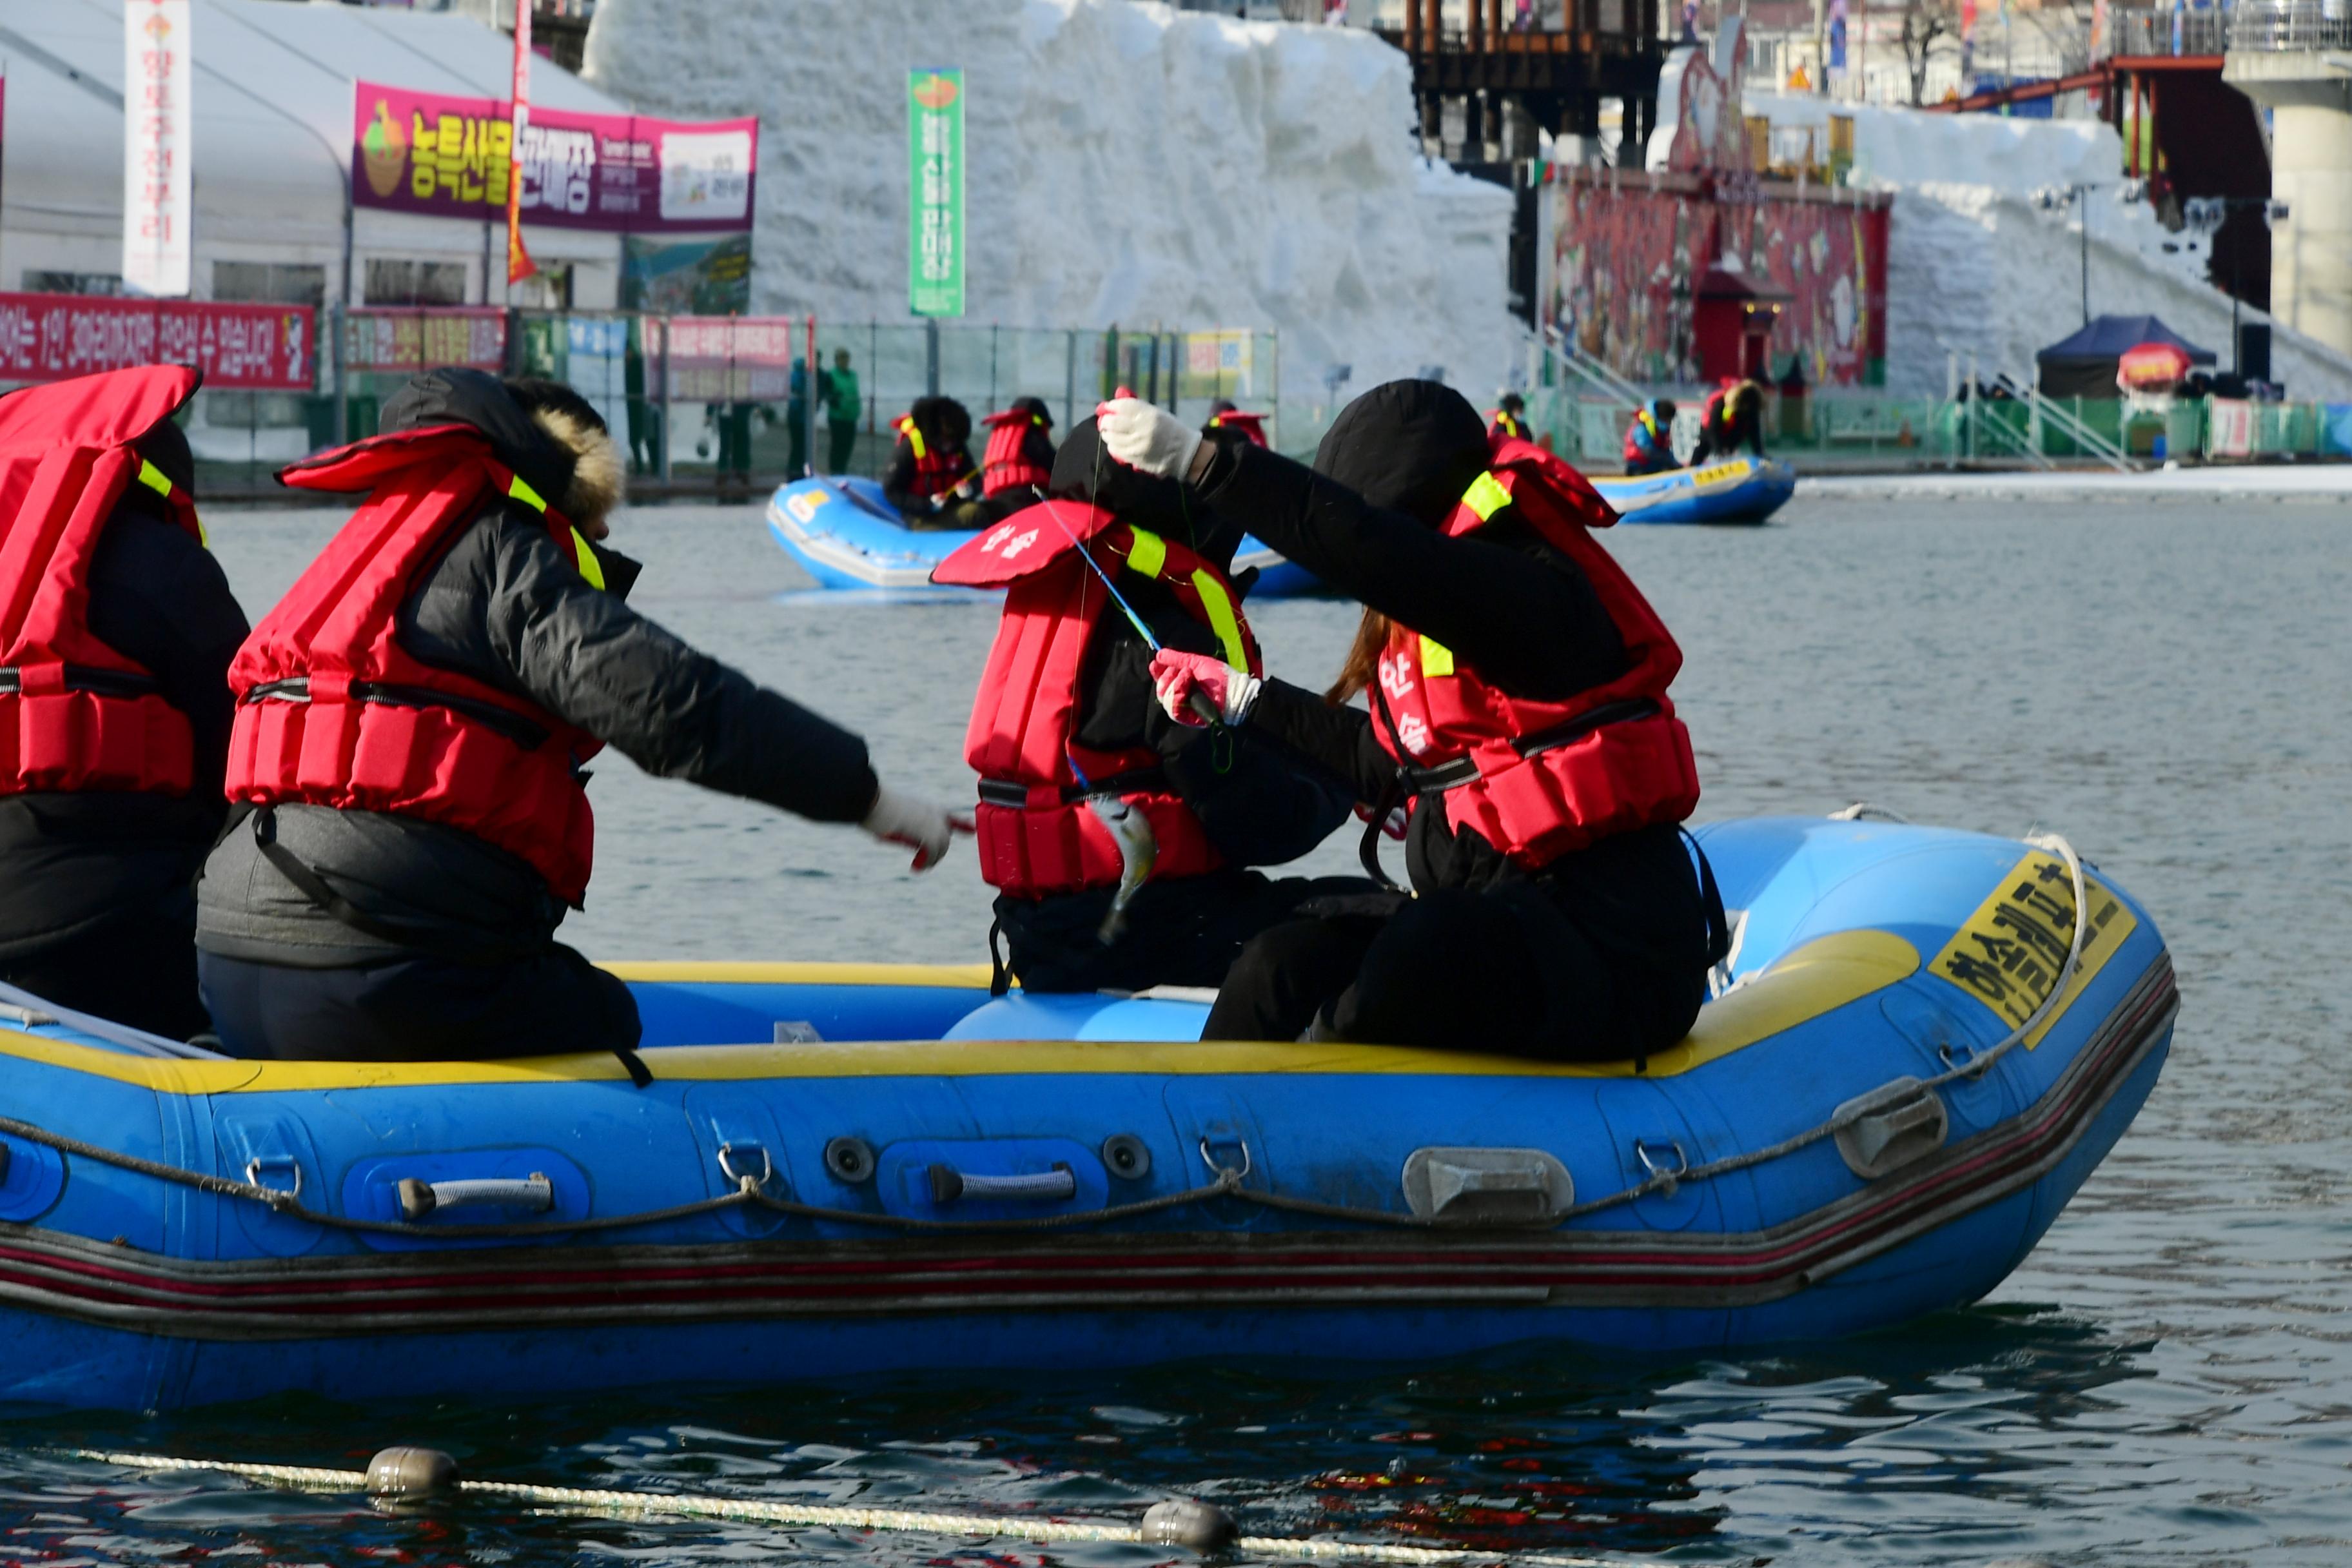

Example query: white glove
[860,783,972,872]
[1097,397,1202,479]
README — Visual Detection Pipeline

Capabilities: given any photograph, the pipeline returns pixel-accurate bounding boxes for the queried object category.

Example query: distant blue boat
[0,816,2171,1411]
[1592,455,1798,524]
[767,477,1320,596]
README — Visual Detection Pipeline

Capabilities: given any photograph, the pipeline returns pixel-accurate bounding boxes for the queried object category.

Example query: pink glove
[1149,648,1261,727]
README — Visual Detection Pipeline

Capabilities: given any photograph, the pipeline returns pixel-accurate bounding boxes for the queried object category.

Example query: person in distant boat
[198,369,968,1068]
[1204,400,1270,448]
[883,395,988,529]
[1489,393,1527,443]
[1093,380,1723,1059]
[1689,380,1766,465]
[978,397,1057,507]
[1622,397,1678,476]
[940,416,1363,995]
[0,366,250,1039]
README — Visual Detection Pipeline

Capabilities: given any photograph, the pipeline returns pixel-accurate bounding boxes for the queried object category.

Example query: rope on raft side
[61,1449,1650,1568]
[0,834,2092,1239]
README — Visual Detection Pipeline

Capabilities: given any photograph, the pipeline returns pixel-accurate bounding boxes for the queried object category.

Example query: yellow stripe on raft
[600,961,998,988]
[0,934,1920,1093]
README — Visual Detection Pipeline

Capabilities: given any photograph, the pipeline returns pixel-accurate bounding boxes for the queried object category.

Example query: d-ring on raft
[0,815,2173,1411]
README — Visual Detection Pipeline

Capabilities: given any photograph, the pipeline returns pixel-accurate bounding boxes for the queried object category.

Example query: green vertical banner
[908,68,965,318]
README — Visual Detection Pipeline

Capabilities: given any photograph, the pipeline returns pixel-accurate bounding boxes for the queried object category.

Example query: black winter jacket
[197,371,878,967]
[0,484,249,957]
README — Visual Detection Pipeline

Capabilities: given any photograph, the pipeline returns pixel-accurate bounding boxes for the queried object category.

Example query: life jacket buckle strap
[1402,699,1664,796]
[0,664,162,699]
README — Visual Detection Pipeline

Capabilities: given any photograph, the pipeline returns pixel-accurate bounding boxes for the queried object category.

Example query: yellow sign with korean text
[1929,852,2139,1046]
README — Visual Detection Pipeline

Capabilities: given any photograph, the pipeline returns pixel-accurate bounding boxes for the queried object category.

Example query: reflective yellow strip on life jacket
[904,422,928,460]
[1418,636,1455,678]
[135,457,207,546]
[1191,569,1248,671]
[504,472,603,591]
[1462,470,1512,522]
[1122,525,1247,671]
[1124,525,1168,580]
[570,529,607,591]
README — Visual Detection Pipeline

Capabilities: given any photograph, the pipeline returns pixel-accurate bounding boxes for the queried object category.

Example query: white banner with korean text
[123,0,193,298]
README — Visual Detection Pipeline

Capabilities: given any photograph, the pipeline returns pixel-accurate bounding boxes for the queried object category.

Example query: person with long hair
[1093,380,1723,1059]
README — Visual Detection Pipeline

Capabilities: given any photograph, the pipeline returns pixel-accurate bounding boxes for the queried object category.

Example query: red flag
[505,1,536,285]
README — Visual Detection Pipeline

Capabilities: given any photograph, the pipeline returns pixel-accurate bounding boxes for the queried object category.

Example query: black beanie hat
[133,416,197,498]
[1313,380,1489,529]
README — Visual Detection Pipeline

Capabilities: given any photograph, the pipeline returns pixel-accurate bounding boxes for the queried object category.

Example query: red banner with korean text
[0,293,314,389]
[353,81,757,235]
[342,308,509,373]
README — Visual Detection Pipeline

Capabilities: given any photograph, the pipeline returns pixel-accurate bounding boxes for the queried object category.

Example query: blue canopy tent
[2036,315,2217,397]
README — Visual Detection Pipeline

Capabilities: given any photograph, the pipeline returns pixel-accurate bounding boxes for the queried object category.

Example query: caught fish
[1088,793,1158,945]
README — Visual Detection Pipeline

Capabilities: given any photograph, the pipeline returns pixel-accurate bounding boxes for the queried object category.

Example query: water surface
[4,496,2346,1565]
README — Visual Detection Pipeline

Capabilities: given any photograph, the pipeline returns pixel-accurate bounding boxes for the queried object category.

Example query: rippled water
[4,495,2346,1565]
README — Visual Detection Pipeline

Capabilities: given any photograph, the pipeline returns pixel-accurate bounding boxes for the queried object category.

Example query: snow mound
[1747,92,2352,399]
[582,0,1515,403]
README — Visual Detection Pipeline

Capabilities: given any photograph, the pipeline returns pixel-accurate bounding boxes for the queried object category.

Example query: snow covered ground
[1747,93,2352,402]
[1805,465,2352,502]
[581,0,1516,406]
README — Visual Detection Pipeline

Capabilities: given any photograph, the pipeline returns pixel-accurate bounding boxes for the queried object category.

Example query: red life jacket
[894,413,965,498]
[224,425,609,906]
[1369,437,1700,870]
[934,500,1261,899]
[1622,407,1667,466]
[979,407,1052,498]
[1206,409,1269,447]
[0,364,204,799]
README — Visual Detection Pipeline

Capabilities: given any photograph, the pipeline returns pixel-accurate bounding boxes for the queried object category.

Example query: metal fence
[1531,386,2352,467]
[185,308,1284,498]
[2224,0,2352,51]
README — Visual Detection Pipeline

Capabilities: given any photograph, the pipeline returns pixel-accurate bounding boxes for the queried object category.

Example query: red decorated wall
[1542,170,1891,389]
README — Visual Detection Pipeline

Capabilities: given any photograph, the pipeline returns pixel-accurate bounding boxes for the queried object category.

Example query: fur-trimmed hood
[379,368,625,526]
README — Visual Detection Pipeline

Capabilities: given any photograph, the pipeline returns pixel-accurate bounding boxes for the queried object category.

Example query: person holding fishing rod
[883,396,991,530]
[934,415,1364,994]
[1094,380,1725,1059]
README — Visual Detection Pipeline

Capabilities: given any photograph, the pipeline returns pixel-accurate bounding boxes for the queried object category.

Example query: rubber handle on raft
[926,1162,1077,1206]
[397,1173,556,1221]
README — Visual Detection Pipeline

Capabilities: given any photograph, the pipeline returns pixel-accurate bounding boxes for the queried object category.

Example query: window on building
[23,271,124,296]
[364,259,469,306]
[213,261,328,308]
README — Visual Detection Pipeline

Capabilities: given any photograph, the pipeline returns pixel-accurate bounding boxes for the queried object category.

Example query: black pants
[1205,873,1708,1062]
[197,944,640,1062]
[1623,449,1676,476]
[997,872,1375,995]
[0,900,208,1041]
[828,419,858,475]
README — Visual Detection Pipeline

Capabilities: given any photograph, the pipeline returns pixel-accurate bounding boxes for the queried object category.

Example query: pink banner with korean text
[0,294,315,390]
[642,316,808,402]
[353,81,757,234]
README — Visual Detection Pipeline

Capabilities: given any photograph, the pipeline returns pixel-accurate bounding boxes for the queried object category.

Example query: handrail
[1963,390,2058,470]
[1539,324,1653,409]
[1994,369,2139,471]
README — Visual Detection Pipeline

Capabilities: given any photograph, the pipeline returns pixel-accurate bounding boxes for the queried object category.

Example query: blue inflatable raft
[0,816,2171,1411]
[767,477,1318,596]
[1592,455,1798,524]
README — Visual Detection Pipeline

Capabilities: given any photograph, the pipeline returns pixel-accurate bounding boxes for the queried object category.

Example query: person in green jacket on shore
[825,348,863,474]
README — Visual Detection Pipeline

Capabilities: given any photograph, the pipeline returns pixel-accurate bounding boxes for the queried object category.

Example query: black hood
[1010,395,1052,427]
[1048,415,1242,570]
[1313,380,1489,529]
[910,395,974,449]
[381,368,580,517]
